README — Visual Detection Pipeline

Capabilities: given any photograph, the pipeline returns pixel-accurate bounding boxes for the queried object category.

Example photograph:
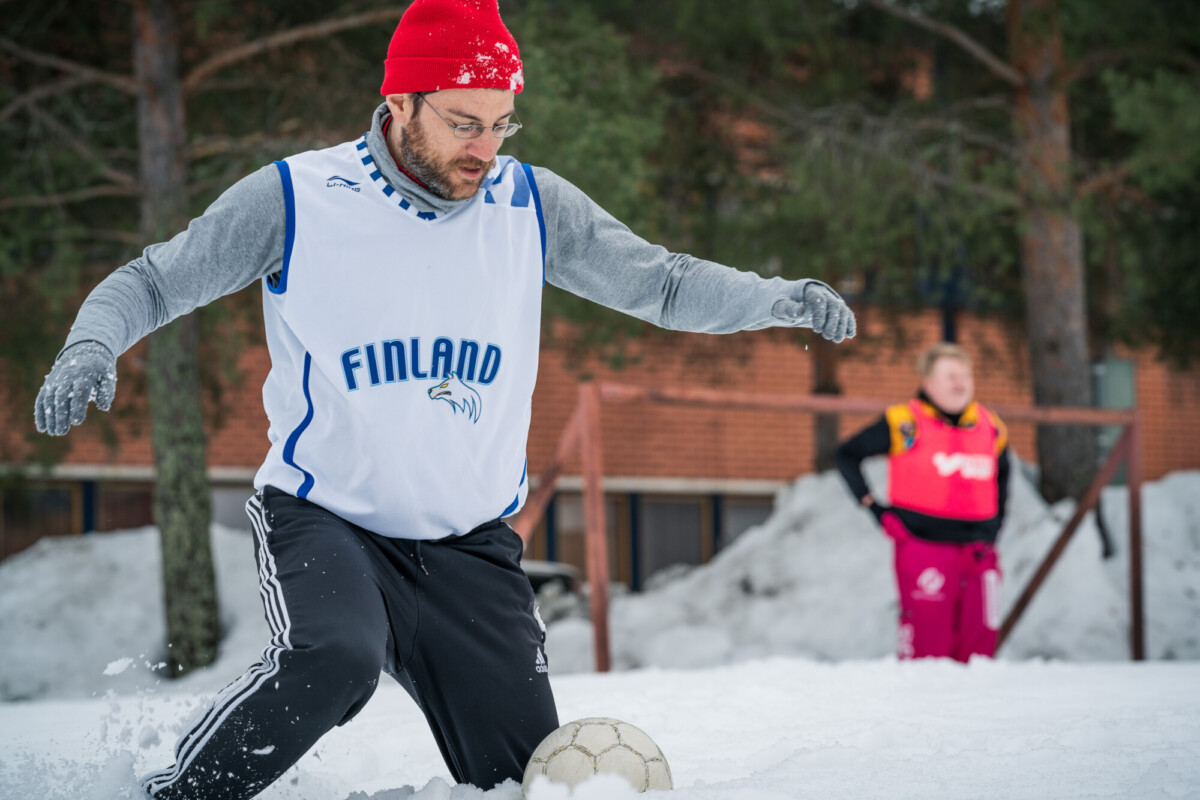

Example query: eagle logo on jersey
[428,373,482,423]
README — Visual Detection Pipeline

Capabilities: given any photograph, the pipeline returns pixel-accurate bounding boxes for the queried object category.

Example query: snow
[543,461,1200,670]
[1,466,1199,800]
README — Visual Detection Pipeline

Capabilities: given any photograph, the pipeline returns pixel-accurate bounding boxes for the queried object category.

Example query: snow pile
[544,465,1200,673]
[0,525,269,702]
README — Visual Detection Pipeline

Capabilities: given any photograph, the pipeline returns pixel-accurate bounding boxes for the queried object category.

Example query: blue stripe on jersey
[283,352,317,498]
[271,160,296,294]
[357,135,440,221]
[522,163,547,285]
[498,458,528,518]
[500,493,520,519]
[510,164,531,208]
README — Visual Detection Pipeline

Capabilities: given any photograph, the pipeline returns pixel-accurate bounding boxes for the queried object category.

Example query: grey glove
[34,341,118,436]
[771,280,857,343]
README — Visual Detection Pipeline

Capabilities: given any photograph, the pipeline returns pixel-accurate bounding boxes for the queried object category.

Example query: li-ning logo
[916,567,946,597]
[325,175,361,192]
[932,452,995,480]
[428,373,482,423]
[534,647,548,674]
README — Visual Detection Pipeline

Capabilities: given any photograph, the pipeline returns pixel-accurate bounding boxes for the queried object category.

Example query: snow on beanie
[380,0,524,96]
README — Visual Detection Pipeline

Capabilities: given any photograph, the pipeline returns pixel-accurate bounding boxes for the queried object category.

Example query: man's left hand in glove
[772,280,856,343]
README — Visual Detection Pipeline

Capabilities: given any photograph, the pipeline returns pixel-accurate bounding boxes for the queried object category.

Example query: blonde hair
[915,342,972,377]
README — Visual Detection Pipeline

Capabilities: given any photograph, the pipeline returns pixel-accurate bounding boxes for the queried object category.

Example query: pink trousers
[882,513,1001,662]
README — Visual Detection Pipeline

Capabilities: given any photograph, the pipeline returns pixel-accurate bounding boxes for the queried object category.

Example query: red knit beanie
[380,0,524,96]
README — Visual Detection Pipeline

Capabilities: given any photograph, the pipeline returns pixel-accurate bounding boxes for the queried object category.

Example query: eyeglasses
[417,93,522,139]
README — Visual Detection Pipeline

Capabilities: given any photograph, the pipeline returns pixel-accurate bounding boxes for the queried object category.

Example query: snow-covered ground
[1,465,1198,799]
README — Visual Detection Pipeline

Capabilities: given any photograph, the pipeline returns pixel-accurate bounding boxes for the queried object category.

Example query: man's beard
[396,112,493,200]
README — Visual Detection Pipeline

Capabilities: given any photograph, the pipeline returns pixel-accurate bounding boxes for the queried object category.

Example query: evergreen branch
[862,0,1025,89]
[1061,46,1200,87]
[0,36,143,95]
[24,103,137,187]
[0,184,140,210]
[675,63,1022,208]
[0,75,93,123]
[182,6,408,95]
[777,107,1021,207]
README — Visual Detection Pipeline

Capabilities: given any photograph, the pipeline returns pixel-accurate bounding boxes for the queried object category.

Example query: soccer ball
[522,717,673,795]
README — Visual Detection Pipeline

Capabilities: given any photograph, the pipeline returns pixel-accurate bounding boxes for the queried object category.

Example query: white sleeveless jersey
[254,137,545,540]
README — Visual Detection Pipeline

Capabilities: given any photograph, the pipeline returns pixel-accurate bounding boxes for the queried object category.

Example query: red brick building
[3,309,1197,588]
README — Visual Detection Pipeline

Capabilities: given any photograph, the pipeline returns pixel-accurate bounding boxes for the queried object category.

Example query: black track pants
[141,487,559,799]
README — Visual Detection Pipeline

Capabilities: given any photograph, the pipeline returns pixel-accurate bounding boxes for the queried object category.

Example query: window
[637,496,710,588]
[96,483,154,531]
[0,482,77,560]
[548,492,630,586]
[719,497,774,548]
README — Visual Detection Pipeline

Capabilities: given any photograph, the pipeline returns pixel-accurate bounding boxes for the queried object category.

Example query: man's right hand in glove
[34,341,117,436]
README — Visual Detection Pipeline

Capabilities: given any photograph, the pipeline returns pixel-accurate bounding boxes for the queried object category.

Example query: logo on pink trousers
[915,567,946,598]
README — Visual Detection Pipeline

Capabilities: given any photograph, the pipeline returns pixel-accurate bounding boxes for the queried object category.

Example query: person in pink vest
[836,343,1010,661]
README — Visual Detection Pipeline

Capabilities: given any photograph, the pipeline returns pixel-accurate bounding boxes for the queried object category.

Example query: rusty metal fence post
[996,426,1132,652]
[577,382,612,672]
[1127,412,1145,660]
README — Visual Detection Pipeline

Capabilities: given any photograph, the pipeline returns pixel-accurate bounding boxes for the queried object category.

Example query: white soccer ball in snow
[522,717,673,795]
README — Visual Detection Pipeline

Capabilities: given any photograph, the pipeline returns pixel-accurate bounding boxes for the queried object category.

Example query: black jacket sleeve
[983,446,1011,539]
[835,416,891,502]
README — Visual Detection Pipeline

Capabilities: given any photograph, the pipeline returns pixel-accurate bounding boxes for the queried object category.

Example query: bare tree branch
[183,7,408,94]
[87,229,144,245]
[925,94,1012,117]
[30,228,145,246]
[188,132,327,160]
[1077,163,1134,198]
[863,0,1025,89]
[1061,46,1200,87]
[24,103,137,187]
[0,36,143,95]
[0,75,94,123]
[910,117,1016,158]
[0,184,140,210]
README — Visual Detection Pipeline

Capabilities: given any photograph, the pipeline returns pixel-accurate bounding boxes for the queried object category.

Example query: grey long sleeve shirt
[65,104,815,357]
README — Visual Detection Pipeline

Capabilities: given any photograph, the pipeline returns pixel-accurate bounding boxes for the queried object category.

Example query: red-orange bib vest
[886,399,1005,521]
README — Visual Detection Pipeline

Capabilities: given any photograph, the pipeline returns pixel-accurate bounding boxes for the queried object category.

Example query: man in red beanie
[34,1,856,797]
